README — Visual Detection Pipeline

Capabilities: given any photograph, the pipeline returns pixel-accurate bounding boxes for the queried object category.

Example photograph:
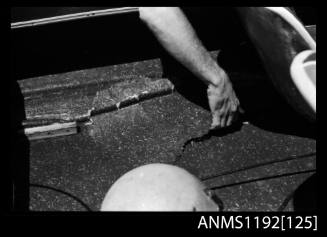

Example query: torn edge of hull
[20,81,175,140]
[89,82,175,116]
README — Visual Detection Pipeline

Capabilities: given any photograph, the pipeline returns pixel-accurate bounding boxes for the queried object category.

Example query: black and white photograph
[9,6,317,230]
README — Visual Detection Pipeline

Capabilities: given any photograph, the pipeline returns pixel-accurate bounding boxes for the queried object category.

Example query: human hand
[207,72,243,130]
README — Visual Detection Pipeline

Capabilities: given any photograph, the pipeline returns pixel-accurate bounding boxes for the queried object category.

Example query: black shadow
[293,173,317,212]
[10,79,30,212]
[223,41,316,139]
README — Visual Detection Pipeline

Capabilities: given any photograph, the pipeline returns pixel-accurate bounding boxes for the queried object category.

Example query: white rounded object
[101,163,219,211]
[290,50,316,113]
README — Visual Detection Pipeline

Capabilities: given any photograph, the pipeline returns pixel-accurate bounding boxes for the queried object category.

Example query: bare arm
[139,7,224,87]
[139,7,242,128]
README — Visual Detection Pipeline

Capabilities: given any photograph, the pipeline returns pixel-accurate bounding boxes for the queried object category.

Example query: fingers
[207,82,243,130]
[210,104,242,129]
[220,115,227,128]
[211,114,233,130]
[210,112,226,130]
[210,115,228,130]
[226,112,234,127]
[210,112,220,130]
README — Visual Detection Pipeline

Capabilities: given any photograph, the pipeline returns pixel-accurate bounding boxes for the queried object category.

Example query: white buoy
[101,163,219,211]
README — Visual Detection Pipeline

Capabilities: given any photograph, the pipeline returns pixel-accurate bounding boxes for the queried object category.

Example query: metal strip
[22,122,78,140]
[11,7,139,29]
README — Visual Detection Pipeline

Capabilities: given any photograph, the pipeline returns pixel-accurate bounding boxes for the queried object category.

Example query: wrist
[209,68,228,87]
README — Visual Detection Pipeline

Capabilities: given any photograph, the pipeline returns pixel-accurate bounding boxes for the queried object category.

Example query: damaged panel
[18,56,176,129]
[22,75,174,128]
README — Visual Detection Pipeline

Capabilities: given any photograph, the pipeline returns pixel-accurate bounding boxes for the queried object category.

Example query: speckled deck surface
[10,7,316,213]
[25,34,316,213]
[29,89,316,212]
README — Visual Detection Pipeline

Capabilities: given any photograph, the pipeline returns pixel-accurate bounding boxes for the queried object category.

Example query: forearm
[139,7,225,87]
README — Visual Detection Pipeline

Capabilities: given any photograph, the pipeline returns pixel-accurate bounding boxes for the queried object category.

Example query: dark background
[9,7,316,213]
[11,7,316,80]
